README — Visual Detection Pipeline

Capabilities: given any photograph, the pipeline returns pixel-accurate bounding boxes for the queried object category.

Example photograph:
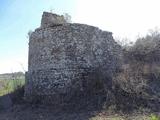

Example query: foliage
[125,28,160,62]
[63,13,72,23]
[27,30,33,38]
[115,37,133,49]
[113,28,160,110]
[150,114,160,120]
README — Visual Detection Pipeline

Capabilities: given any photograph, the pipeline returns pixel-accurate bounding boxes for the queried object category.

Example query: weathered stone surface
[41,12,66,28]
[25,12,122,104]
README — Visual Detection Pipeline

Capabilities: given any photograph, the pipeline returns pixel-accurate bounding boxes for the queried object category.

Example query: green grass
[89,111,160,120]
[0,79,25,96]
[150,114,160,120]
[90,114,159,120]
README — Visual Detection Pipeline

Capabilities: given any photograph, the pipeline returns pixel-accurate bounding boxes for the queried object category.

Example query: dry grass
[90,113,152,120]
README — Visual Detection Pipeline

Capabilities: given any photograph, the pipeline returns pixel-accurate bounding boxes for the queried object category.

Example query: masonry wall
[25,12,122,104]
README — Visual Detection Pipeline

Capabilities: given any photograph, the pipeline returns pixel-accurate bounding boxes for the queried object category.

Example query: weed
[150,114,160,120]
[0,79,25,96]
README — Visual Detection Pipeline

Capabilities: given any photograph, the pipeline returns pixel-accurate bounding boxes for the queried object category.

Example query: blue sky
[0,0,76,73]
[1,0,160,73]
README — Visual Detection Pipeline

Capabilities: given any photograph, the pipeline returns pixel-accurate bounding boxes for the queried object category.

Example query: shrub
[113,29,160,111]
[126,29,160,62]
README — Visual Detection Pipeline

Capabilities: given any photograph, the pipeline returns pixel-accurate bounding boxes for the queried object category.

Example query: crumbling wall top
[41,12,66,28]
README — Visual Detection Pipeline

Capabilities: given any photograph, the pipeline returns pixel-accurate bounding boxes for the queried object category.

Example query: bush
[113,29,160,111]
[126,29,160,62]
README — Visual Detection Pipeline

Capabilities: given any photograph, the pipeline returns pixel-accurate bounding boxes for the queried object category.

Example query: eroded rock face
[25,12,122,104]
[41,12,66,28]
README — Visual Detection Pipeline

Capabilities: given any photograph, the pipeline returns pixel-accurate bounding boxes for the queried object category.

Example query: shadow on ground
[0,86,107,120]
[0,86,159,120]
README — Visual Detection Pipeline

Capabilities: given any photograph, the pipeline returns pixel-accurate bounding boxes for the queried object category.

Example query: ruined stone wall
[25,12,122,104]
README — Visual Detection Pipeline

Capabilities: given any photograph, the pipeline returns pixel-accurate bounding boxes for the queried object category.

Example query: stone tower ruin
[25,12,122,104]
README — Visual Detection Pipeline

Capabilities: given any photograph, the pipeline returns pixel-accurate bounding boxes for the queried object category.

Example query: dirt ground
[0,87,159,120]
[1,103,159,120]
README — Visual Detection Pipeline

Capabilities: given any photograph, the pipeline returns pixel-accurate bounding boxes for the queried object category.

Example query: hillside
[0,72,25,80]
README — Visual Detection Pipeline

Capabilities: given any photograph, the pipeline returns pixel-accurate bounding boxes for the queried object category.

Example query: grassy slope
[0,72,25,96]
[0,79,25,96]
